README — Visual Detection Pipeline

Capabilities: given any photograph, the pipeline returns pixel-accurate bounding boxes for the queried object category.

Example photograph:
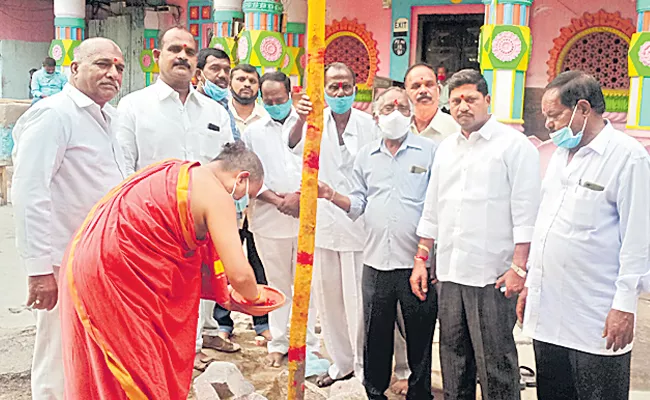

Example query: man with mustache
[115,26,236,365]
[411,69,540,400]
[405,63,459,144]
[11,37,128,400]
[195,48,240,140]
[115,26,233,175]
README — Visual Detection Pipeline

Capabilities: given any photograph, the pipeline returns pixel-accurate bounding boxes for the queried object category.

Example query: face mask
[202,74,228,102]
[324,92,355,115]
[550,105,588,149]
[230,173,250,213]
[377,110,411,140]
[231,88,258,105]
[264,100,292,121]
[437,74,446,82]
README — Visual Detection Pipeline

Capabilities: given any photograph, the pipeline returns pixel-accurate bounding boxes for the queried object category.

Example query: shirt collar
[154,78,198,103]
[584,120,614,156]
[372,132,422,155]
[63,84,101,109]
[325,107,358,137]
[456,115,496,142]
[264,107,298,127]
[228,98,267,121]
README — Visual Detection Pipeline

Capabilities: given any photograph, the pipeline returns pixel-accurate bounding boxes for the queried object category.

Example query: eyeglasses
[381,103,411,114]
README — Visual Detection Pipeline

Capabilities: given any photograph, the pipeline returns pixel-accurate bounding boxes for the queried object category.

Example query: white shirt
[409,109,459,144]
[243,110,302,239]
[291,108,379,252]
[115,79,234,175]
[11,84,127,276]
[417,116,540,286]
[228,98,268,134]
[523,122,650,356]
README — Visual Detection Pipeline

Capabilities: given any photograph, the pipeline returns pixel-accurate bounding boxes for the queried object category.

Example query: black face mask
[230,88,258,105]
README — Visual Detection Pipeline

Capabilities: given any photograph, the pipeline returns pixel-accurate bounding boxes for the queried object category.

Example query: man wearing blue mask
[518,71,650,400]
[195,48,240,140]
[288,62,387,388]
[31,57,67,103]
[242,71,320,368]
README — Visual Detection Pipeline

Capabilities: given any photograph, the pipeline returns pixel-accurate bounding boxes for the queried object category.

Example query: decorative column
[282,0,307,89]
[210,0,243,62]
[236,0,288,75]
[626,0,650,135]
[139,11,160,87]
[479,0,533,132]
[50,0,85,75]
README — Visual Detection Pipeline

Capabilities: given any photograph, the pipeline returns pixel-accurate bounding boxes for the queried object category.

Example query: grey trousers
[438,282,520,400]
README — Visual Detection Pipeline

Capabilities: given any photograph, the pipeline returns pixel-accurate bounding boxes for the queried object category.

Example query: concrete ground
[1,204,650,399]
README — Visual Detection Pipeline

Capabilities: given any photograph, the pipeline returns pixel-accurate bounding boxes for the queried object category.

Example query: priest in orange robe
[59,142,266,399]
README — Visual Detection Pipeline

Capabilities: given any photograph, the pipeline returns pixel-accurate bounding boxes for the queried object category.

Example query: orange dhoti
[60,160,224,399]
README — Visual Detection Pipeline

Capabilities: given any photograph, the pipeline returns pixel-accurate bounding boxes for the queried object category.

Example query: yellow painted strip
[176,163,195,249]
[213,260,225,275]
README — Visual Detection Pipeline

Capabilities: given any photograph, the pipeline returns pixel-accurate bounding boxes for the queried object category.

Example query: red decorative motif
[189,6,199,20]
[260,36,282,62]
[201,6,211,19]
[189,24,199,36]
[325,18,380,87]
[296,251,314,265]
[561,32,629,89]
[303,150,320,170]
[547,10,635,83]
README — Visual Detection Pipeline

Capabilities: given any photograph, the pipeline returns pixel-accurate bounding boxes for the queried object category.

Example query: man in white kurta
[113,27,234,359]
[288,62,378,386]
[242,71,319,367]
[413,69,540,400]
[520,71,650,400]
[11,38,127,400]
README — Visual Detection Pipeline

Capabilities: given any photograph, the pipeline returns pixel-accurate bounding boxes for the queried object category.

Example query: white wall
[0,40,51,100]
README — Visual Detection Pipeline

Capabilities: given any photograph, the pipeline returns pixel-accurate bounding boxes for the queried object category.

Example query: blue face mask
[325,92,355,114]
[203,76,228,102]
[231,173,249,213]
[264,100,292,121]
[550,105,588,149]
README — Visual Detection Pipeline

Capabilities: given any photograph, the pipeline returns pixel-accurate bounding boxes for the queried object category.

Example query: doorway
[416,13,484,75]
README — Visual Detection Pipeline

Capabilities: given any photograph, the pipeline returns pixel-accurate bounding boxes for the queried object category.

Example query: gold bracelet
[417,244,430,254]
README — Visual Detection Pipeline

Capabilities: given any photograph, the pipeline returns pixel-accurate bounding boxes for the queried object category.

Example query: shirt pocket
[566,188,601,230]
[199,128,224,160]
[400,171,428,202]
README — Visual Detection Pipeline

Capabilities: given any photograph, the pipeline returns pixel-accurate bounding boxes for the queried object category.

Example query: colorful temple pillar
[139,11,160,87]
[479,0,532,131]
[236,0,287,75]
[283,0,307,89]
[210,0,242,63]
[51,0,85,75]
[626,0,650,133]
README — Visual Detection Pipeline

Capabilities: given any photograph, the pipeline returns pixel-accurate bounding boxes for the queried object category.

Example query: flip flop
[520,365,536,388]
[315,371,354,388]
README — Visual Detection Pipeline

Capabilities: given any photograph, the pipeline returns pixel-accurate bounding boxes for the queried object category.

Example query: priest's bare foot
[390,379,408,396]
[266,352,285,368]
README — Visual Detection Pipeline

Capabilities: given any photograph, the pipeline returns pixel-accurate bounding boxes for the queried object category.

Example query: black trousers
[213,218,269,331]
[363,265,437,400]
[534,340,631,400]
[438,282,520,400]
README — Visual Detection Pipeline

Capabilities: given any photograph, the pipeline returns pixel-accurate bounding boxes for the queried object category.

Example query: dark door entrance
[416,13,484,75]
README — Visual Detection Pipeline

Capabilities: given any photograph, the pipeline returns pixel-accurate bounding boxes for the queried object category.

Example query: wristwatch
[511,263,527,278]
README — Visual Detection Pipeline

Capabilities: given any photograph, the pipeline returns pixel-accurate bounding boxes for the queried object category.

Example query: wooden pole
[286,0,326,398]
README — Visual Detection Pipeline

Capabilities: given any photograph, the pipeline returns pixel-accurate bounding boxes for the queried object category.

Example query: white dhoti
[313,248,364,379]
[254,235,319,354]
[32,266,64,400]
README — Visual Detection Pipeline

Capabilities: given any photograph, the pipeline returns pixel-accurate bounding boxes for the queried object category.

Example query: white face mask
[377,110,411,140]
